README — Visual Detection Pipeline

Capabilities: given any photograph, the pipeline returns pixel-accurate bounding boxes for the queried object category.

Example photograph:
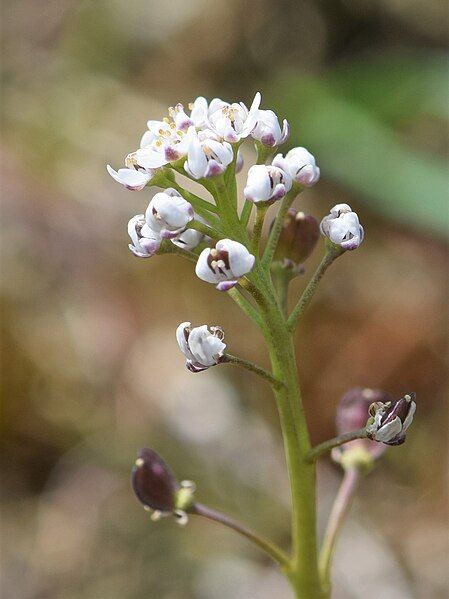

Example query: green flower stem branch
[222,353,284,390]
[166,169,348,598]
[287,244,344,331]
[262,186,302,268]
[191,502,290,568]
[306,429,368,462]
[188,220,222,240]
[318,467,361,594]
[252,204,269,254]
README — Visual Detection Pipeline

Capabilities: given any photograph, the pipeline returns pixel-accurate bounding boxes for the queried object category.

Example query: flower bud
[128,215,161,258]
[132,448,196,526]
[332,388,392,469]
[272,147,320,187]
[176,322,226,372]
[320,203,364,251]
[144,189,194,240]
[244,165,292,204]
[273,209,319,267]
[367,393,416,446]
[251,110,290,147]
[195,239,255,291]
[132,448,179,512]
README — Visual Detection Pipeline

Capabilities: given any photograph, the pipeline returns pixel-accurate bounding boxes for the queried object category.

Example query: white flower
[136,122,194,169]
[320,204,365,251]
[207,92,262,143]
[184,130,234,179]
[273,147,320,187]
[171,227,204,250]
[195,239,255,291]
[251,110,290,147]
[128,215,161,258]
[176,322,226,373]
[244,165,292,204]
[143,189,194,240]
[107,152,154,191]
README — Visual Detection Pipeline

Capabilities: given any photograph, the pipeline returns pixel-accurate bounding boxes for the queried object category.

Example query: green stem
[188,220,221,240]
[191,502,289,568]
[251,204,268,255]
[244,272,325,598]
[319,468,361,595]
[306,429,368,462]
[240,200,253,228]
[262,187,301,269]
[287,246,343,332]
[223,353,283,389]
[227,287,264,329]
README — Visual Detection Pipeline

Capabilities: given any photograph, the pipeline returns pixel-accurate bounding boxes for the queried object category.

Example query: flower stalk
[109,91,415,599]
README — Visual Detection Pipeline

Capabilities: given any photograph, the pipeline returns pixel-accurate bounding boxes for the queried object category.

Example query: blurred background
[1,1,448,597]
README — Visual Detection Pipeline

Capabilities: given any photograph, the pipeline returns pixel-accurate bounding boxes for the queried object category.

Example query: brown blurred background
[1,1,448,598]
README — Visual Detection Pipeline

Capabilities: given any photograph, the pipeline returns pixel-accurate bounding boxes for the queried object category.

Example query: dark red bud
[131,448,179,512]
[273,210,319,266]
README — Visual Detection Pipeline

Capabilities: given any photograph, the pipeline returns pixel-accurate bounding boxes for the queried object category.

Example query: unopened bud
[367,393,416,446]
[332,388,392,469]
[132,448,179,513]
[273,209,319,268]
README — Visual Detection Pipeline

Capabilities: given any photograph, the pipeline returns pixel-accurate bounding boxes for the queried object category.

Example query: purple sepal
[216,280,238,292]
[186,360,209,373]
[261,133,276,147]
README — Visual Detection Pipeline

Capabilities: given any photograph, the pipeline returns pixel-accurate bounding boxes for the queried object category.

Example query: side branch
[287,246,343,331]
[191,502,290,568]
[306,429,368,462]
[223,353,284,389]
[319,468,361,591]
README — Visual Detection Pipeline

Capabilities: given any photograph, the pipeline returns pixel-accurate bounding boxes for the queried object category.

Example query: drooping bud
[132,448,179,512]
[332,388,392,470]
[273,209,319,268]
[127,215,161,258]
[176,322,226,372]
[132,448,196,526]
[367,393,416,446]
[143,189,194,240]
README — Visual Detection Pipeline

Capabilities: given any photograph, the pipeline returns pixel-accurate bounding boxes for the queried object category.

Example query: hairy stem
[191,502,290,568]
[262,187,301,268]
[227,287,264,329]
[306,429,368,462]
[287,246,343,331]
[319,468,361,594]
[223,353,284,389]
[252,204,268,255]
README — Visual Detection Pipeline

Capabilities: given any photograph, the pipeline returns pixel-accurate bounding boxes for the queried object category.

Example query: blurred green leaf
[275,65,449,238]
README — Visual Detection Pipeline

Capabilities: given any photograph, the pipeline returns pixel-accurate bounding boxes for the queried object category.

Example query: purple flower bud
[132,448,179,512]
[332,388,392,468]
[367,393,416,446]
[273,210,319,268]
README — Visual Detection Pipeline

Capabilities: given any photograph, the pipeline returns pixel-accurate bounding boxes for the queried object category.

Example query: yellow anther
[135,458,145,467]
[210,249,219,257]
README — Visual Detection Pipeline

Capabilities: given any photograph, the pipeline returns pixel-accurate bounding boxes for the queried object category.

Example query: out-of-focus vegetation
[1,1,448,598]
